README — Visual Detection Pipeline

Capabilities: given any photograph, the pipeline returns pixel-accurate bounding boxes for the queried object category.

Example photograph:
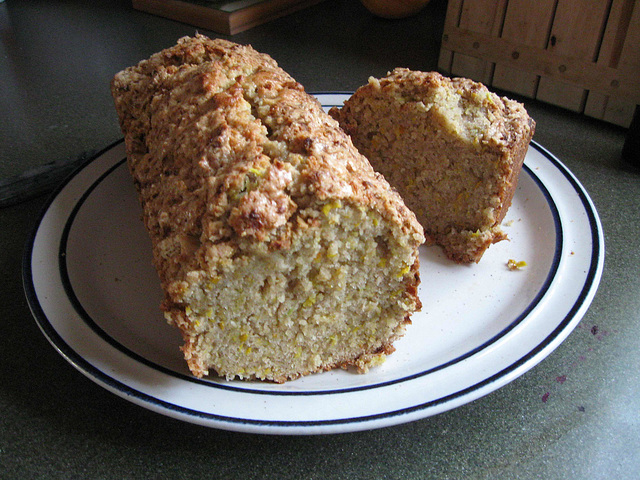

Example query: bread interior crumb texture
[111,37,424,383]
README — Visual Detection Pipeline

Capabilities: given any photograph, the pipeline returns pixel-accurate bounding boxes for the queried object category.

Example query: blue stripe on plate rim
[52,154,563,397]
[22,100,603,429]
[21,140,601,429]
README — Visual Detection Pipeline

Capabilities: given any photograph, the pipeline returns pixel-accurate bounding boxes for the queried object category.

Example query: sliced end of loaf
[331,69,535,263]
[164,200,421,382]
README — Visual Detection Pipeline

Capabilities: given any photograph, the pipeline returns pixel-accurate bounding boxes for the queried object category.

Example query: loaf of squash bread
[330,69,535,263]
[111,36,424,382]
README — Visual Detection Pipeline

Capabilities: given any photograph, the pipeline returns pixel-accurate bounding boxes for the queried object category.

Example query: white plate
[23,94,604,435]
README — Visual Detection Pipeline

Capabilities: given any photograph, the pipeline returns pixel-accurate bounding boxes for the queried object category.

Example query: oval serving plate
[23,94,604,434]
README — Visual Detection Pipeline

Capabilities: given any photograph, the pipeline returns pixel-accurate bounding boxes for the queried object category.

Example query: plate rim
[55,155,566,398]
[22,93,605,434]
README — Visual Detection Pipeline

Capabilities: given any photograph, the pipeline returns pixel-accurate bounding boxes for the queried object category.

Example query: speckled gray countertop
[1,1,639,478]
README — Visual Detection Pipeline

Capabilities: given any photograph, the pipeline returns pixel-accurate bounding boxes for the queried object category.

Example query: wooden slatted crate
[438,0,640,127]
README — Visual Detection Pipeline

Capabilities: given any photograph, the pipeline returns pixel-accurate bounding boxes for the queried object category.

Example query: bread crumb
[507,259,527,270]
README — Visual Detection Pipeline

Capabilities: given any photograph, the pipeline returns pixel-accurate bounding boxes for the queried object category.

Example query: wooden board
[133,0,325,35]
[584,0,639,126]
[446,0,507,85]
[535,0,611,112]
[439,0,640,128]
[491,0,555,99]
[437,0,462,73]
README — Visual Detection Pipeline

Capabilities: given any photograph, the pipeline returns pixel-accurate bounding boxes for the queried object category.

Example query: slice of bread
[330,68,535,263]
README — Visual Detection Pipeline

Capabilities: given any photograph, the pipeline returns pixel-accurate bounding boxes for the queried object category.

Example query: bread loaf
[111,36,424,382]
[330,69,535,263]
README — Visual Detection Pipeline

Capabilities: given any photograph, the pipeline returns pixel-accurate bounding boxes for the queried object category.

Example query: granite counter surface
[1,1,638,478]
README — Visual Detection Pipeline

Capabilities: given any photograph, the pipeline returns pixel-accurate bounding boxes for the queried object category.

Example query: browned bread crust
[330,68,535,263]
[111,36,424,382]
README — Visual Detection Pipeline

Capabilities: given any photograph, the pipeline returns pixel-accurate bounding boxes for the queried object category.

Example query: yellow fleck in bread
[330,69,535,263]
[110,36,424,383]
